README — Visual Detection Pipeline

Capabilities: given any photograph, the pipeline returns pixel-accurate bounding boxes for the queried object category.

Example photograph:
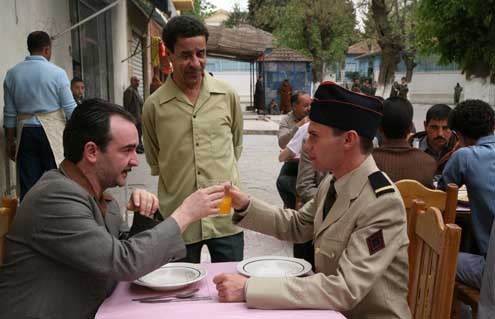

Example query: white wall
[402,71,466,104]
[211,71,252,111]
[0,0,73,195]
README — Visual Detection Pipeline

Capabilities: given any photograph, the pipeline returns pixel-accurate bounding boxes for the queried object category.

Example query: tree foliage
[224,3,249,28]
[249,0,358,83]
[415,0,495,81]
[183,0,216,21]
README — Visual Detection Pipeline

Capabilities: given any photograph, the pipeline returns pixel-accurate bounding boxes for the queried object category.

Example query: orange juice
[218,194,232,214]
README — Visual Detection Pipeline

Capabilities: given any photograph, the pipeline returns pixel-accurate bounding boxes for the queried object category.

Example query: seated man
[0,99,224,319]
[373,97,437,187]
[410,103,459,175]
[276,91,311,208]
[278,122,309,162]
[214,82,411,318]
[438,99,495,291]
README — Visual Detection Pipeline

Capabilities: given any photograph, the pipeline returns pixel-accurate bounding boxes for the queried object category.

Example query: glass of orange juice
[198,180,232,215]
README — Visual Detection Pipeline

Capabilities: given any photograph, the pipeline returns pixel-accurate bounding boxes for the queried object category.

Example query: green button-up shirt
[142,73,243,244]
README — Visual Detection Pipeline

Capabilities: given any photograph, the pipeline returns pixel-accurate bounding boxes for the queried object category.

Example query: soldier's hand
[225,184,250,211]
[213,273,248,302]
[127,189,159,217]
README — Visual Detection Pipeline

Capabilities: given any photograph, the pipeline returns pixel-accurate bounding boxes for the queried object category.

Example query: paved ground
[107,102,436,262]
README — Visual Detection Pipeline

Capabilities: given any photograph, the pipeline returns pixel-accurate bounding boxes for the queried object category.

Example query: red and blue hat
[309,82,383,139]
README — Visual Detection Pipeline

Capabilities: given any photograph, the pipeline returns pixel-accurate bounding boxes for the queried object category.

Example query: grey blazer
[0,168,186,319]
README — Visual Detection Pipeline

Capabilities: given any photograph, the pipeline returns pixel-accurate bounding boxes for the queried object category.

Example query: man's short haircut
[162,15,209,52]
[63,98,136,164]
[27,31,51,54]
[71,77,84,87]
[381,97,414,139]
[291,91,308,106]
[426,104,452,123]
[449,99,495,140]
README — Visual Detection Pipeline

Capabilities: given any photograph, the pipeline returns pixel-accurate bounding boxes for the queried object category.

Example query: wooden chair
[0,207,12,265]
[395,179,459,224]
[408,200,461,318]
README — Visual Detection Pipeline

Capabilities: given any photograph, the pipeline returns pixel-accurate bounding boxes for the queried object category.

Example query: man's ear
[83,141,99,164]
[343,130,359,149]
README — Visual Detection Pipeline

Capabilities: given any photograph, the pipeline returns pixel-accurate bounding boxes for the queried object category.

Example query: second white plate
[237,256,312,278]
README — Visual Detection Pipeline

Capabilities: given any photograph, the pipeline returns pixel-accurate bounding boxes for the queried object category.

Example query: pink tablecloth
[96,262,345,319]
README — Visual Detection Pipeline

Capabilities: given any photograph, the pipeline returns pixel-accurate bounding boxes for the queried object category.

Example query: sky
[207,0,248,11]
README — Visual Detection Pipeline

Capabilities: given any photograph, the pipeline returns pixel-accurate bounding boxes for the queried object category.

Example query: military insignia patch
[368,171,395,197]
[366,229,385,255]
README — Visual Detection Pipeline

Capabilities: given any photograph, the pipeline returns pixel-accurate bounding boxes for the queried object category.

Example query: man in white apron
[3,31,76,200]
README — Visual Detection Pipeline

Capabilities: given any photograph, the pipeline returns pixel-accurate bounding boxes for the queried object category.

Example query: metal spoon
[132,287,200,302]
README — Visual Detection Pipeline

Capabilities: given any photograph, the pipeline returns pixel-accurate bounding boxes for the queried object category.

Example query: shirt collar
[158,72,227,104]
[380,139,412,149]
[25,55,48,62]
[59,160,113,215]
[334,155,378,199]
[475,134,495,145]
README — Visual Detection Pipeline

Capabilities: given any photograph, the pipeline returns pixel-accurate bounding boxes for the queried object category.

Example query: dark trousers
[276,160,299,209]
[136,122,143,149]
[294,241,315,270]
[178,232,244,263]
[17,126,57,201]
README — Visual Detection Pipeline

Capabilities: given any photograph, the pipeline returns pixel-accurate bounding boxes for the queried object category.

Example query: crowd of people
[1,15,493,319]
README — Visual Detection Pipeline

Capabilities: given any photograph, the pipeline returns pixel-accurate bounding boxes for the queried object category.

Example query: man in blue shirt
[3,31,77,199]
[438,99,495,290]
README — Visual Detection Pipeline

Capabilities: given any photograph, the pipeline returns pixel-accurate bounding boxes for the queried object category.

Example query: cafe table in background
[96,262,346,319]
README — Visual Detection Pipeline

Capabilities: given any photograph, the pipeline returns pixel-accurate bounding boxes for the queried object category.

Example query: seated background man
[438,99,495,292]
[0,99,224,319]
[276,91,311,208]
[373,97,437,187]
[278,122,309,162]
[214,82,411,319]
[410,103,459,175]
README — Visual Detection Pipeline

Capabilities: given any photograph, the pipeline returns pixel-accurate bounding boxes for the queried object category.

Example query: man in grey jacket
[0,99,225,319]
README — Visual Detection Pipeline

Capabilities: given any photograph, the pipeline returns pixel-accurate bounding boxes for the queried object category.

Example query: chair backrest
[395,179,459,224]
[408,200,461,318]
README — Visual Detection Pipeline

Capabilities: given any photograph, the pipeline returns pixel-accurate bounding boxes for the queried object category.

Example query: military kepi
[309,81,383,139]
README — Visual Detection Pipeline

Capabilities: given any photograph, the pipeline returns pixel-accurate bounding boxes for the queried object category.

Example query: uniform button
[193,115,197,118]
[329,251,335,258]
[315,247,320,254]
[196,143,199,146]
[197,171,201,175]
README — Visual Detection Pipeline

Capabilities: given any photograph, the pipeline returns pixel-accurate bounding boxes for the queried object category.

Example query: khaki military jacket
[236,156,411,319]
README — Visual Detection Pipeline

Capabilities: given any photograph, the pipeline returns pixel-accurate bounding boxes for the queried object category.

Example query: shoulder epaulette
[368,171,395,197]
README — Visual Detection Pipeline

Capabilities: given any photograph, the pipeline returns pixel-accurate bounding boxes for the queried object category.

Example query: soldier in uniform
[213,82,411,319]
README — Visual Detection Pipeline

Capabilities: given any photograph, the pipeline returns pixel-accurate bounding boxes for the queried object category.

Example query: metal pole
[51,0,122,40]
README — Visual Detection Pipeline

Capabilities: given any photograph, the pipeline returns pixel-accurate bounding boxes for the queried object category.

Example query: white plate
[237,256,312,278]
[134,263,207,291]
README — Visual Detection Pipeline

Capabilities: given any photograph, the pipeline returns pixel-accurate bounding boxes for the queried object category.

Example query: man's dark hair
[162,16,209,52]
[27,31,51,54]
[291,91,308,106]
[63,99,136,163]
[426,104,451,123]
[381,97,414,139]
[449,99,495,140]
[71,77,84,87]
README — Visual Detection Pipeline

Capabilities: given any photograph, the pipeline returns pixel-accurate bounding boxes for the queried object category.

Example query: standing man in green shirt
[142,16,244,263]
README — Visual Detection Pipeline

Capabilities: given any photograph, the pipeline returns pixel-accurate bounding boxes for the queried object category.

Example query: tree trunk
[371,0,403,89]
[312,57,324,83]
[402,52,417,82]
